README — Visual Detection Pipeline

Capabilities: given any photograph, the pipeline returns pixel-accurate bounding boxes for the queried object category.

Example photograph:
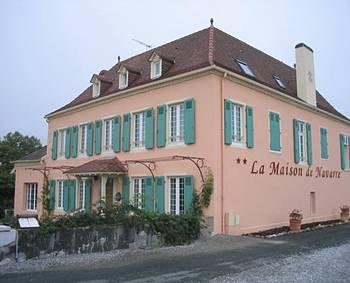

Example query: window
[273,76,286,89]
[92,80,100,98]
[57,180,64,209]
[79,124,88,155]
[103,119,113,152]
[132,177,145,209]
[169,177,185,215]
[231,102,243,144]
[297,121,307,163]
[58,129,67,157]
[151,59,162,79]
[236,60,255,77]
[269,112,281,152]
[79,180,87,209]
[133,111,146,148]
[26,183,37,211]
[169,102,184,144]
[320,128,328,159]
[119,70,128,89]
[343,136,350,169]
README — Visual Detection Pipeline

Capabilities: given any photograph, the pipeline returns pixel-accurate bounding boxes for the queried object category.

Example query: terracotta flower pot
[289,219,302,232]
[340,211,349,222]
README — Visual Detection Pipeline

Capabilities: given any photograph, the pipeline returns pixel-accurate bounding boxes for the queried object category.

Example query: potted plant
[289,209,303,232]
[340,205,350,222]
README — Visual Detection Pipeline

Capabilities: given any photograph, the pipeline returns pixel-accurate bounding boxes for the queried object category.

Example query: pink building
[14,22,350,235]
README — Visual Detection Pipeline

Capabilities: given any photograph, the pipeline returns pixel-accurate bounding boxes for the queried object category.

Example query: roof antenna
[210,18,214,26]
[132,38,152,50]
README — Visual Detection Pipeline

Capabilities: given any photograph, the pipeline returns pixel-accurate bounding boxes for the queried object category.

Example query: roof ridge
[208,23,215,65]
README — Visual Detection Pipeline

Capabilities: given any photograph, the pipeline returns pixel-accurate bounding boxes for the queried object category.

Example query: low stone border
[244,219,346,238]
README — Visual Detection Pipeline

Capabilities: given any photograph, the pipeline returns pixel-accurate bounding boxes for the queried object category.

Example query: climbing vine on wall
[199,168,214,209]
[40,172,51,215]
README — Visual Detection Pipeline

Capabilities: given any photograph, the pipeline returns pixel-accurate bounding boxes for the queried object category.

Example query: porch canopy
[65,157,127,176]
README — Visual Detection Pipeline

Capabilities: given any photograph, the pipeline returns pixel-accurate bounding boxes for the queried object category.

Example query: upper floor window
[103,118,113,152]
[118,68,128,89]
[57,180,64,209]
[169,177,185,215]
[297,121,307,163]
[92,80,100,98]
[132,177,145,209]
[169,102,184,144]
[26,183,37,211]
[231,102,243,144]
[149,53,162,79]
[320,128,328,160]
[269,112,281,152]
[79,124,88,155]
[236,60,255,77]
[341,135,350,170]
[133,111,146,148]
[58,129,67,157]
[273,75,286,89]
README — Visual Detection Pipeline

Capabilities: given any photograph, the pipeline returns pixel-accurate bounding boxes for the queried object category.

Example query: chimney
[295,43,316,106]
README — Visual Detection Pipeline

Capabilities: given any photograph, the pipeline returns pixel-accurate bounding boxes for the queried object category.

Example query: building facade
[14,23,350,235]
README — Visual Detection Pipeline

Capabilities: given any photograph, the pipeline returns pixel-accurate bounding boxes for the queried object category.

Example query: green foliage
[40,174,51,215]
[199,168,214,208]
[0,215,17,228]
[0,132,42,217]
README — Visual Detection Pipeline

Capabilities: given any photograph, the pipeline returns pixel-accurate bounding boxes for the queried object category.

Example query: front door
[106,177,114,208]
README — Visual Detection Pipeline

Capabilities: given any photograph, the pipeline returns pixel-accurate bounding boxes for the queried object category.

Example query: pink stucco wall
[14,72,350,235]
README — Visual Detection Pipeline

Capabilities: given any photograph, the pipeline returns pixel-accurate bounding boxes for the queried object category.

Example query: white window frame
[168,102,185,145]
[297,120,308,164]
[56,180,64,210]
[79,124,88,156]
[26,183,37,211]
[119,70,128,89]
[103,118,114,152]
[92,80,100,98]
[151,58,162,79]
[344,135,350,170]
[131,177,145,209]
[133,111,146,149]
[168,176,185,215]
[79,179,87,210]
[58,129,67,157]
[273,75,286,89]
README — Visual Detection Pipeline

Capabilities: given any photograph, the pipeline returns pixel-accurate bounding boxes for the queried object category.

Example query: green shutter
[184,98,195,144]
[95,120,102,155]
[122,176,129,204]
[112,115,121,153]
[306,123,312,165]
[155,176,165,213]
[340,134,345,170]
[68,179,76,211]
[87,122,94,156]
[63,180,69,211]
[224,100,232,145]
[71,126,78,158]
[145,108,154,149]
[49,180,55,210]
[85,179,91,210]
[145,176,154,212]
[246,106,254,148]
[122,113,131,152]
[184,175,194,213]
[293,119,300,164]
[157,105,166,147]
[269,112,281,151]
[320,128,328,159]
[52,130,58,160]
[65,128,71,159]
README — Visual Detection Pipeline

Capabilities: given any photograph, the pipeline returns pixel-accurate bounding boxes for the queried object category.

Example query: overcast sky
[1,0,349,144]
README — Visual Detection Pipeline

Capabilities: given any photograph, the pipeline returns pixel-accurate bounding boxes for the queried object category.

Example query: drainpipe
[15,229,18,262]
[220,72,227,233]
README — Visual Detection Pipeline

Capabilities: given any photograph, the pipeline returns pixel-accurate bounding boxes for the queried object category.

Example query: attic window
[119,69,128,89]
[92,80,100,98]
[151,58,162,79]
[236,60,255,77]
[273,76,286,89]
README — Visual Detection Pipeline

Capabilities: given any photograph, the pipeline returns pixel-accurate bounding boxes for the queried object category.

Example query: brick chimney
[295,43,317,106]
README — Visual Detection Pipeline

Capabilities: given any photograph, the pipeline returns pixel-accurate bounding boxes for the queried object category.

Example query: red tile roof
[48,25,348,121]
[65,157,127,175]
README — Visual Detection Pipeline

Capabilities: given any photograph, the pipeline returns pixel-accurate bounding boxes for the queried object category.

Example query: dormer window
[236,59,255,77]
[273,75,286,89]
[90,75,101,98]
[118,68,129,89]
[149,52,162,79]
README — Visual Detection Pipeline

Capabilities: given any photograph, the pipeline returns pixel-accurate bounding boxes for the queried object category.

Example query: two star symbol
[236,157,248,165]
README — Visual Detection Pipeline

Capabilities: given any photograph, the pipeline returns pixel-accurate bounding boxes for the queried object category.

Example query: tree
[0,132,42,217]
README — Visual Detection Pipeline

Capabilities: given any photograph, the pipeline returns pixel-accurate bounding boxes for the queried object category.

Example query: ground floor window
[168,177,185,215]
[132,177,145,209]
[79,179,87,209]
[26,183,37,211]
[57,180,64,209]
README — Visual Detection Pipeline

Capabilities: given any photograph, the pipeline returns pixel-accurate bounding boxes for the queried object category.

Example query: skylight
[236,60,255,77]
[273,75,286,89]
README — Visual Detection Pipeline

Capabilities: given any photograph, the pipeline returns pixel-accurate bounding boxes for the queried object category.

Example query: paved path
[1,223,350,282]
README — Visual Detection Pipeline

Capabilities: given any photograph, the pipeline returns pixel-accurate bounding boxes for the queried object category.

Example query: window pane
[169,103,184,143]
[231,103,243,143]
